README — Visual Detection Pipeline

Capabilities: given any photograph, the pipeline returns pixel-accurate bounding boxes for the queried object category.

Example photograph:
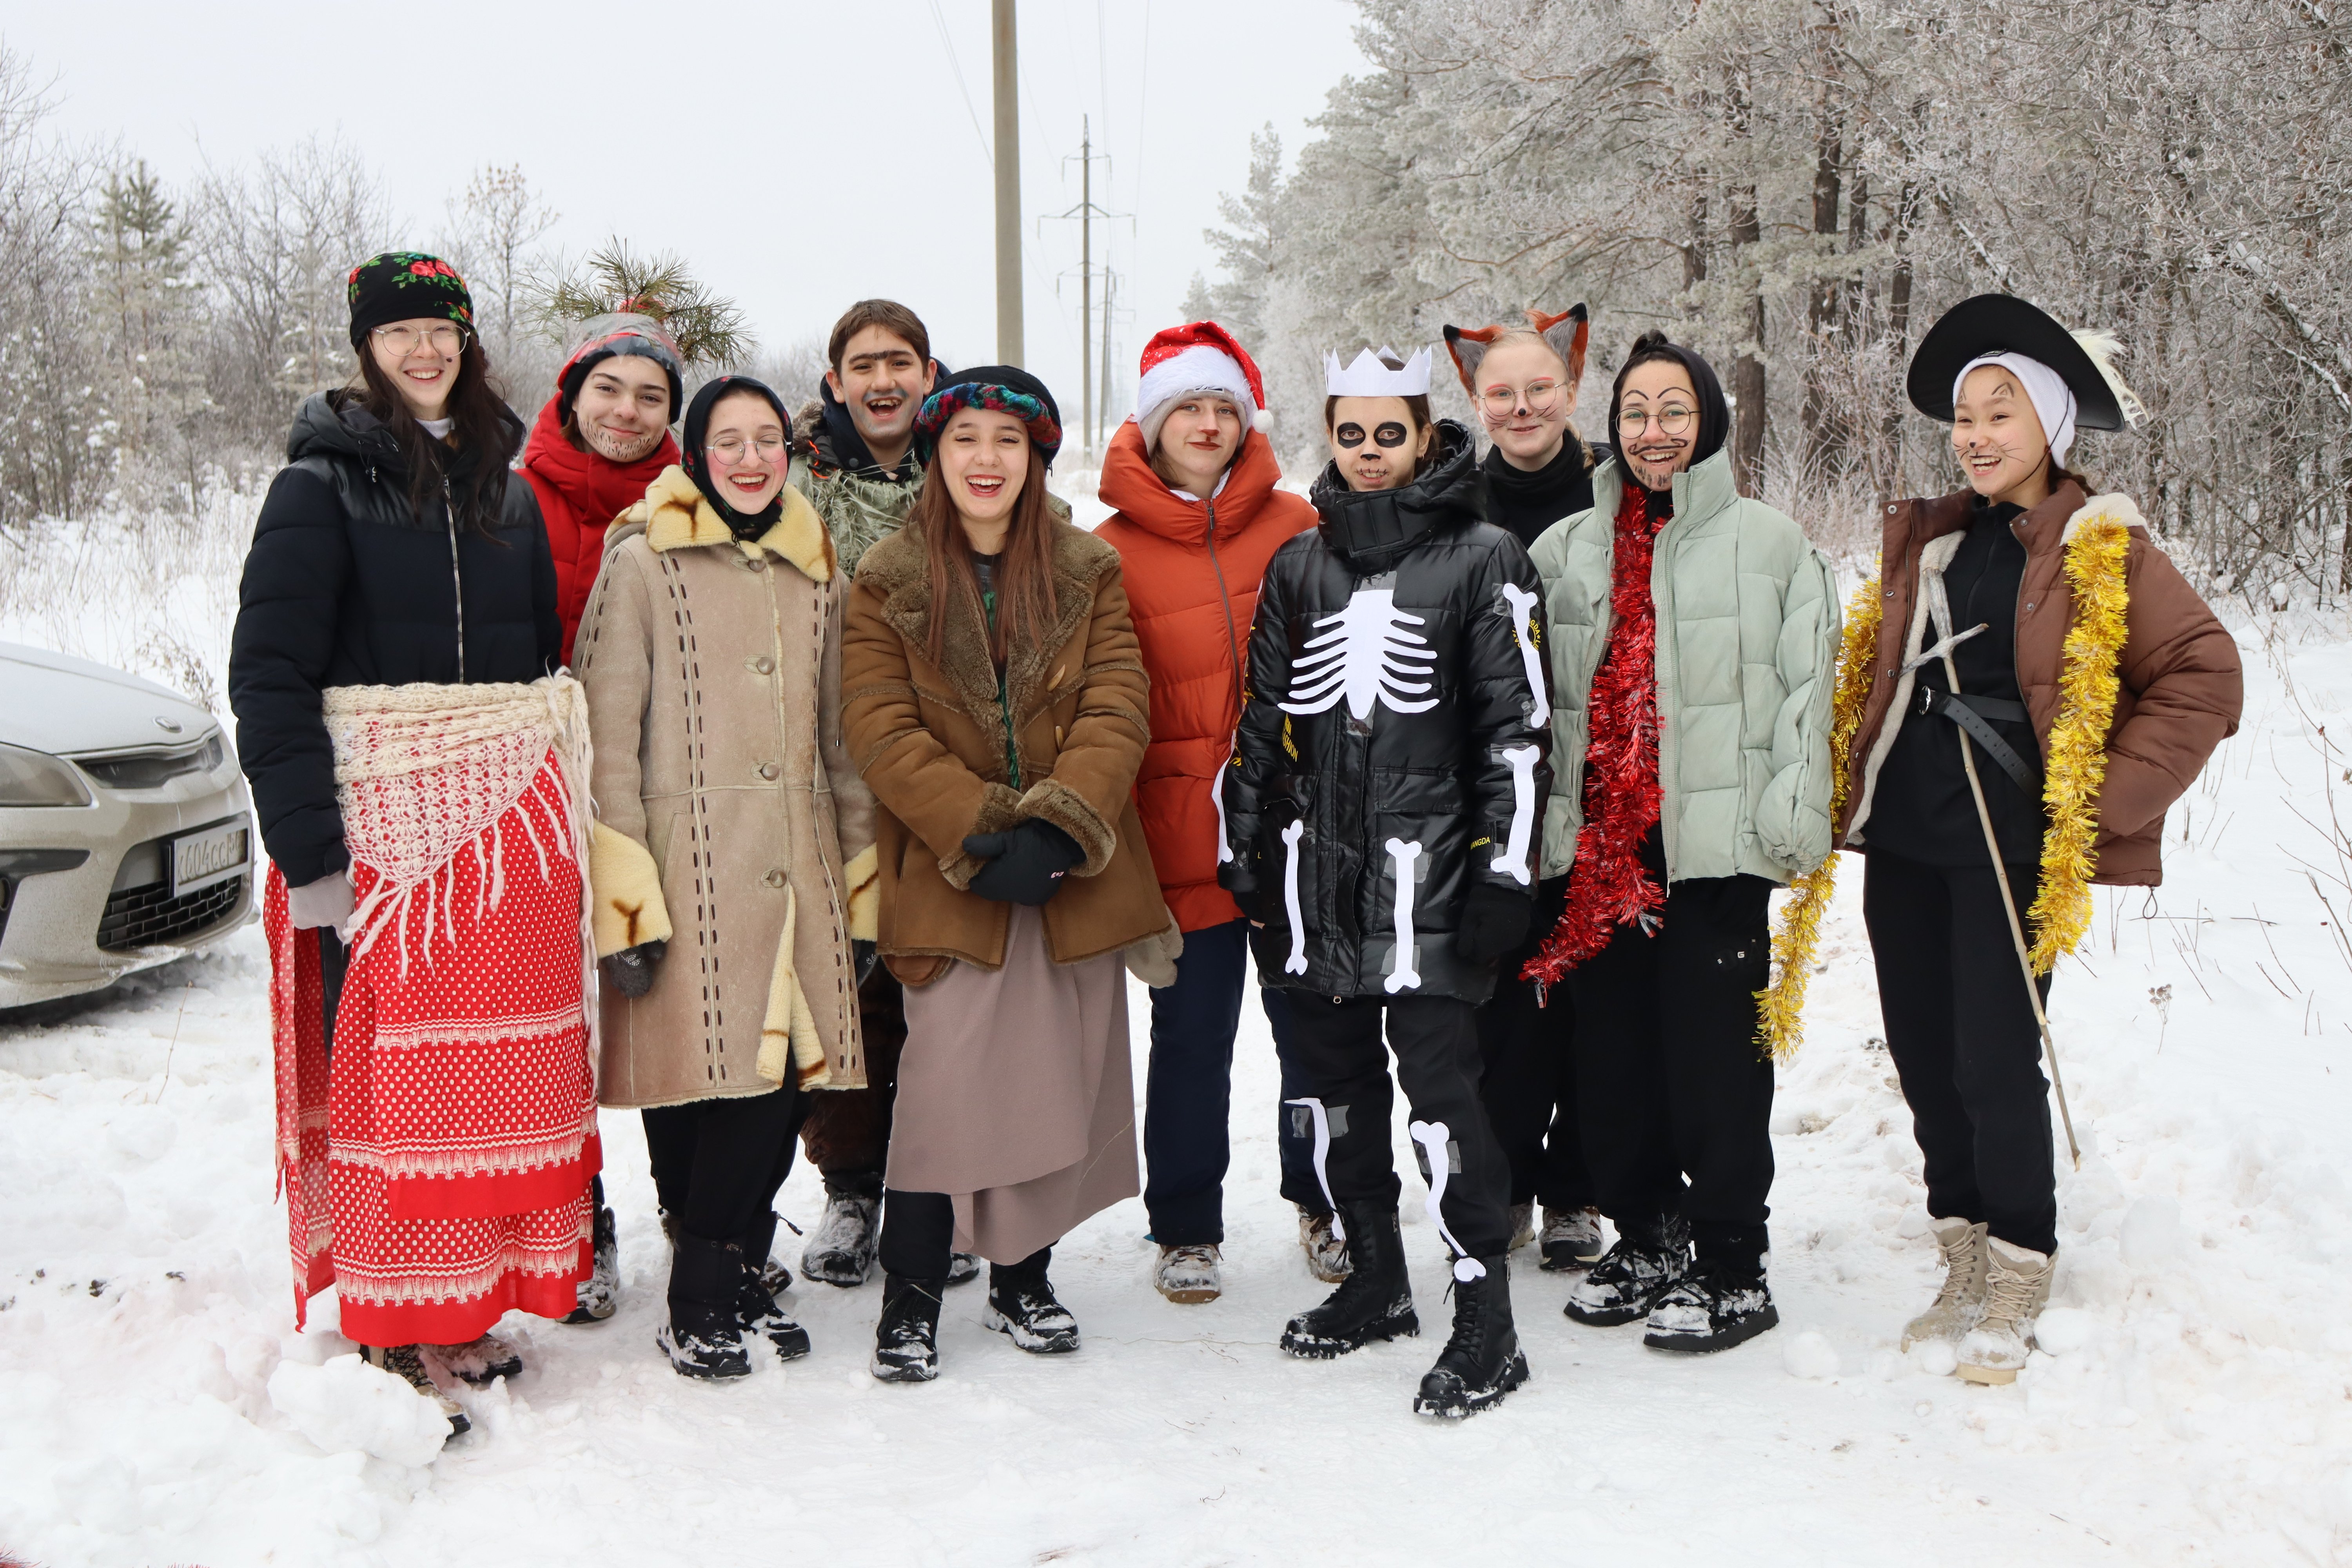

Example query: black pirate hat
[1907,294,2140,430]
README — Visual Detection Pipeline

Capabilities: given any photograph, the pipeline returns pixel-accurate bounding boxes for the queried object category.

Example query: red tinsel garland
[1524,485,1668,985]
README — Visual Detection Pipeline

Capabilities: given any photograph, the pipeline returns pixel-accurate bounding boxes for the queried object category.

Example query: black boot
[1563,1212,1690,1326]
[871,1273,946,1382]
[1414,1256,1530,1418]
[737,1212,811,1361]
[983,1249,1080,1354]
[1642,1249,1779,1353]
[657,1232,752,1380]
[1280,1201,1419,1359]
[562,1200,621,1324]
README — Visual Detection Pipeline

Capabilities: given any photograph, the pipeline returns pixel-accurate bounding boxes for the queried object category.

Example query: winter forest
[5,2,2352,1564]
[1188,0,2352,596]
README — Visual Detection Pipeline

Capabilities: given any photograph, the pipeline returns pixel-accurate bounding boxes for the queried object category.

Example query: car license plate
[170,819,249,896]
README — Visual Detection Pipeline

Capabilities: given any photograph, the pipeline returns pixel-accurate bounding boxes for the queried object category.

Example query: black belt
[1915,685,2040,797]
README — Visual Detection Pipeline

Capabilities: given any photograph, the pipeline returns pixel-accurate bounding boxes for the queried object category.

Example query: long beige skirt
[886,906,1139,1265]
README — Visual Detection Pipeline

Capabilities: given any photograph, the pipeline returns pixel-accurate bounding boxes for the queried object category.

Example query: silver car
[0,641,257,1007]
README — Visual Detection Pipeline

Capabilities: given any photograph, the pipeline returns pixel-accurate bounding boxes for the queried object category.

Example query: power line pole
[1079,118,1093,458]
[1099,267,1117,451]
[992,0,1022,366]
[1050,119,1123,463]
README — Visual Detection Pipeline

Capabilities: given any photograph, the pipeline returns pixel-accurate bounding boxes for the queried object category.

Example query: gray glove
[287,870,356,932]
[604,940,666,999]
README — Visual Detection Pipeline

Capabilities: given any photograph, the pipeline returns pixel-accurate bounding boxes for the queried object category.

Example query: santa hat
[1133,321,1272,452]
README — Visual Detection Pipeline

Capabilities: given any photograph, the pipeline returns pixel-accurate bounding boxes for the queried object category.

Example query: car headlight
[0,742,94,807]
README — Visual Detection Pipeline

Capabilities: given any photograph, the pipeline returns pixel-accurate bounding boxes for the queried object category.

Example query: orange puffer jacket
[1094,423,1316,932]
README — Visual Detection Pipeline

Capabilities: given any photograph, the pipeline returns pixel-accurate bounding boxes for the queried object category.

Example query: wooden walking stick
[1916,588,2083,1169]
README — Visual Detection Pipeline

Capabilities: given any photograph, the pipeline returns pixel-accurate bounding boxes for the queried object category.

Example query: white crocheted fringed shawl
[322,677,597,1048]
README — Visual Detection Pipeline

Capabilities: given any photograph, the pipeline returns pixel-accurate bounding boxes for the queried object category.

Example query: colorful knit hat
[346,252,474,350]
[556,312,687,427]
[915,364,1064,469]
[1133,321,1272,452]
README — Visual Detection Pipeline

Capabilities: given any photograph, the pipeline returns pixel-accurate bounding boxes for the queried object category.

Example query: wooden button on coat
[763,869,785,888]
[756,762,779,780]
[750,655,775,674]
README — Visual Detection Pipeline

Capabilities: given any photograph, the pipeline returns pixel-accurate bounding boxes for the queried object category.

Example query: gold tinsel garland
[2027,509,2133,972]
[1754,566,1884,1060]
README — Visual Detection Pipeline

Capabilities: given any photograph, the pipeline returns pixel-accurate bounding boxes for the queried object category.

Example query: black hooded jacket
[1220,421,1553,1004]
[228,390,561,887]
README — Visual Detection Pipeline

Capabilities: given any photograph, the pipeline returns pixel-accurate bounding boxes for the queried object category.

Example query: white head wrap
[1953,353,2076,464]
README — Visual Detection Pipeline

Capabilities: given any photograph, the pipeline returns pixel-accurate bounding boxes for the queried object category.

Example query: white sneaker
[1957,1237,2054,1385]
[1902,1217,1989,1351]
[1539,1205,1606,1272]
[1155,1242,1222,1304]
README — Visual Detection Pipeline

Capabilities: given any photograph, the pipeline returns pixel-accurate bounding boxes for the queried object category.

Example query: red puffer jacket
[1094,422,1315,932]
[520,393,678,664]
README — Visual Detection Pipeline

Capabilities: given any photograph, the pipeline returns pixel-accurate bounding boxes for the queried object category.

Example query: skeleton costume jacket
[1221,421,1552,1004]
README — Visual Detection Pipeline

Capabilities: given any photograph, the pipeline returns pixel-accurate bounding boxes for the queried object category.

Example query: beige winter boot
[1956,1237,2054,1385]
[1901,1217,1989,1351]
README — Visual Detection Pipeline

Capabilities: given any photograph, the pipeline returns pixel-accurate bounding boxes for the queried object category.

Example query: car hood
[0,642,218,756]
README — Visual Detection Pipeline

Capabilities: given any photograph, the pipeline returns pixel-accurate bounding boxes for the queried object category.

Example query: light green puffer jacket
[1530,450,1840,886]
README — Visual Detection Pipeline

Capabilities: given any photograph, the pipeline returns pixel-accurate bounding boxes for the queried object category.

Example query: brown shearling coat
[576,467,878,1109]
[842,513,1173,980]
[1836,483,2242,885]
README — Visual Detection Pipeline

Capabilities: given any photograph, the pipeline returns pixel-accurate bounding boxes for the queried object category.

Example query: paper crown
[1324,345,1434,398]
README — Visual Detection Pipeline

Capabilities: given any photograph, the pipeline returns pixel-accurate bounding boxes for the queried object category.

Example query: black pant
[1863,850,2058,1256]
[1281,993,1511,1259]
[1143,919,1322,1244]
[642,1084,806,1244]
[1567,875,1777,1267]
[799,964,906,1195]
[877,1189,1050,1280]
[1475,877,1590,1210]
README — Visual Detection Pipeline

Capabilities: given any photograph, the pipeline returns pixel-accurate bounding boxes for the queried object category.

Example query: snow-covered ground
[4,490,2350,1564]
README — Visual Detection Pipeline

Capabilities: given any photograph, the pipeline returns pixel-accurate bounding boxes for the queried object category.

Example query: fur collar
[855,513,1120,734]
[622,465,835,581]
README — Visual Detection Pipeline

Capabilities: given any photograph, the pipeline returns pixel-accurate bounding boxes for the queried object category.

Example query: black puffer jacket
[1220,421,1552,1004]
[229,391,561,887]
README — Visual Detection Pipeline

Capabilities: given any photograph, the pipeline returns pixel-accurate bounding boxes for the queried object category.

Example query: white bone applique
[1384,837,1423,993]
[1409,1118,1487,1282]
[1281,818,1309,974]
[1281,588,1438,721]
[1492,743,1540,885]
[1285,1096,1345,1241]
[1498,581,1550,728]
[1210,758,1233,864]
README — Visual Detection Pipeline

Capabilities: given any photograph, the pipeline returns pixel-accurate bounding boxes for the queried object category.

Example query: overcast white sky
[5,1,1367,443]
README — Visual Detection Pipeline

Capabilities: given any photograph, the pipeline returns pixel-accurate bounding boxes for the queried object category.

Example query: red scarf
[1526,485,1667,983]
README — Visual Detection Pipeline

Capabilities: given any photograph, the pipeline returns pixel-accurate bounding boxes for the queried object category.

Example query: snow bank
[5,540,2350,1563]
[268,1355,451,1468]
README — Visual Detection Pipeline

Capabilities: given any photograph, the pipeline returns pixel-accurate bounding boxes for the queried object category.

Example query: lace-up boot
[1413,1256,1529,1417]
[1903,1218,1989,1351]
[1281,1201,1419,1357]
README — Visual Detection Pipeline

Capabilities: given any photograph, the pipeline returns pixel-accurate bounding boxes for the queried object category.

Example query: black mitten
[1454,884,1533,963]
[963,820,1085,906]
[604,938,667,998]
[1216,860,1269,923]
